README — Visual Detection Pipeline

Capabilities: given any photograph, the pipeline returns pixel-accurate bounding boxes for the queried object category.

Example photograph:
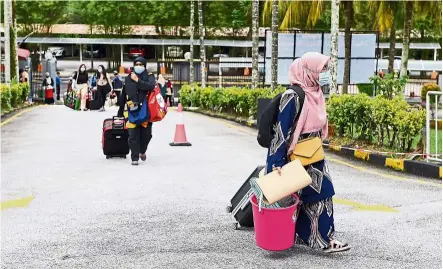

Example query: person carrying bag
[117,57,156,166]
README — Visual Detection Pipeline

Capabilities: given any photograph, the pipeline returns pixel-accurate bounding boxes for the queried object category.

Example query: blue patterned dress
[265,88,336,249]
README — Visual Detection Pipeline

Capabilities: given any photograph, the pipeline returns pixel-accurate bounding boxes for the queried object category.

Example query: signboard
[265,32,377,85]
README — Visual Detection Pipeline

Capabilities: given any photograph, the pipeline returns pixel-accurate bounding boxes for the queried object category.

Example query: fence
[426,91,442,163]
[157,59,266,97]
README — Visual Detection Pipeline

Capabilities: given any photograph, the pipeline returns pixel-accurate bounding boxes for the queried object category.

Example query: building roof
[2,36,265,47]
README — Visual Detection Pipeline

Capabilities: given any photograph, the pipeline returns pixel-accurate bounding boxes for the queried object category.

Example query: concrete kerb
[183,107,442,180]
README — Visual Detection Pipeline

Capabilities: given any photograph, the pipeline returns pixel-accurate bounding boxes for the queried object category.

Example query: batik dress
[265,88,336,250]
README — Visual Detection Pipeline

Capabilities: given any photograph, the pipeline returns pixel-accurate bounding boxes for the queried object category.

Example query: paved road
[1,106,442,269]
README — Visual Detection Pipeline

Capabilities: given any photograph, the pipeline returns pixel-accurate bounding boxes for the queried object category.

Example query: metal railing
[426,91,442,163]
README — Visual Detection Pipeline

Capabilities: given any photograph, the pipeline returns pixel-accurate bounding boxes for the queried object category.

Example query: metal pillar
[80,44,83,63]
[434,49,437,61]
[120,44,123,66]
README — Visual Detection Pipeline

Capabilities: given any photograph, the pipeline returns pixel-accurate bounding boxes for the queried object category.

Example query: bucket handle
[258,194,300,220]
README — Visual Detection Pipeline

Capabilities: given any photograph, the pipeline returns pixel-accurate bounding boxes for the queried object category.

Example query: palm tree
[251,0,260,89]
[11,0,18,81]
[400,0,413,77]
[342,0,353,94]
[368,1,401,74]
[4,0,12,84]
[198,0,206,88]
[330,0,340,94]
[190,0,194,89]
[400,1,441,77]
[263,0,279,90]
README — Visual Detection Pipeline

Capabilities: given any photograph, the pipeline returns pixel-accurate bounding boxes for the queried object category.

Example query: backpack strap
[287,85,305,122]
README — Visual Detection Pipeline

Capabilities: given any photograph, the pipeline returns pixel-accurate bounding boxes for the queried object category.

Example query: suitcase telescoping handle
[112,116,125,129]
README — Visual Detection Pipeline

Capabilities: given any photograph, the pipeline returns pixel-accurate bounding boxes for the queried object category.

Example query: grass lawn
[429,128,442,155]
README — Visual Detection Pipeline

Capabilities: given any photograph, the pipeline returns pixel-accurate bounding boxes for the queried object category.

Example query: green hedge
[180,85,426,152]
[0,83,30,114]
[327,94,426,151]
[179,85,286,118]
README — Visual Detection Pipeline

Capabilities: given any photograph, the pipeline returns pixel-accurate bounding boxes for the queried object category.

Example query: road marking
[0,106,39,127]
[328,158,442,188]
[0,196,35,211]
[333,197,399,213]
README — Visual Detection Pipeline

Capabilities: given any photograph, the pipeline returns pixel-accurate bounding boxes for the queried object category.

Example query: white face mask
[318,71,331,86]
[98,68,103,73]
[80,67,86,72]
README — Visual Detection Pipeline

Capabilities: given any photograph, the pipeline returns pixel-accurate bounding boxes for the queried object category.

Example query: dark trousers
[165,95,174,106]
[128,122,153,161]
[114,90,122,106]
[97,86,108,108]
[56,85,61,100]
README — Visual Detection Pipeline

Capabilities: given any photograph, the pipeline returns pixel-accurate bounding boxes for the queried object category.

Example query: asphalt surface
[1,105,442,269]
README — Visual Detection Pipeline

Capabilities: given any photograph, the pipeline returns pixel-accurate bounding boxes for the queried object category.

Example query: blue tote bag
[127,98,150,124]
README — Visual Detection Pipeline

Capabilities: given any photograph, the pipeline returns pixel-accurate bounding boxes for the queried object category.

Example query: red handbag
[147,84,167,122]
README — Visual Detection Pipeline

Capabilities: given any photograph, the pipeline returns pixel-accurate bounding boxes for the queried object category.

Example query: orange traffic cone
[169,104,192,146]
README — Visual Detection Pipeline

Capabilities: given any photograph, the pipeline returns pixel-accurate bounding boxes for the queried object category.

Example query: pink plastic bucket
[251,194,299,251]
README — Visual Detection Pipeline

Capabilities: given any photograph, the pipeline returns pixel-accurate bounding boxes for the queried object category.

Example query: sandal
[323,239,351,253]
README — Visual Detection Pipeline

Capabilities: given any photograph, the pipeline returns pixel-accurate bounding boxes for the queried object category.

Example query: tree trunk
[251,0,259,89]
[4,0,12,84]
[270,0,279,90]
[387,24,396,74]
[198,0,206,88]
[342,0,353,94]
[190,0,195,89]
[400,1,413,77]
[330,0,340,94]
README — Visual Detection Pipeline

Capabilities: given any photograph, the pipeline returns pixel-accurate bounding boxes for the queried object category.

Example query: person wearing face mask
[117,57,156,165]
[92,65,112,112]
[265,52,350,254]
[73,64,90,111]
[42,72,55,104]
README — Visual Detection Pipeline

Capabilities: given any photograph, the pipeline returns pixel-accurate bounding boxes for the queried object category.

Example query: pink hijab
[288,52,329,153]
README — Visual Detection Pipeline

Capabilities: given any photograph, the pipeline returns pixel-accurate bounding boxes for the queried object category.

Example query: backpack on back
[257,85,305,148]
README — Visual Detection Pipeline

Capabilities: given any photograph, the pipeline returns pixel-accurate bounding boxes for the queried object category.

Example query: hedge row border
[183,107,442,180]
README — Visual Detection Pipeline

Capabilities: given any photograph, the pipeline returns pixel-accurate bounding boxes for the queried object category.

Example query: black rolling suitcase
[227,165,265,230]
[102,116,129,159]
[88,90,101,111]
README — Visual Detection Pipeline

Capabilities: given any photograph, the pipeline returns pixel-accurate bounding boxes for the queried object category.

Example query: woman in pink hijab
[265,52,350,253]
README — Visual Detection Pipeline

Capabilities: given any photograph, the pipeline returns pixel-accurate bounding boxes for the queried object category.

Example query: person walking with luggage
[265,52,350,253]
[55,71,61,101]
[112,71,123,106]
[117,57,156,166]
[42,72,55,104]
[165,79,173,106]
[157,74,167,101]
[73,64,90,111]
[93,65,112,112]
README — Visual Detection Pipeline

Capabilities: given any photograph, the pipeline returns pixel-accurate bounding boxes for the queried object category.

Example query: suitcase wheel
[123,156,126,159]
[226,205,233,213]
[233,223,240,230]
[106,156,110,159]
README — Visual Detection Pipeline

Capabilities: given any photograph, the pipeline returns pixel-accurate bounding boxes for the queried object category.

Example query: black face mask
[46,76,49,78]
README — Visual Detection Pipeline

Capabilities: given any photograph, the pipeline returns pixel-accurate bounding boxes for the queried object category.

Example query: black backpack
[257,85,305,148]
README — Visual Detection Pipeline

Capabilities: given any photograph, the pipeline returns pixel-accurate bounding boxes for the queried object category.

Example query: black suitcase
[102,116,129,159]
[227,165,265,230]
[88,90,101,110]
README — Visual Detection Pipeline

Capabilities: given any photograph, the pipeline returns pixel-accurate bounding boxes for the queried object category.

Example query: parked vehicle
[129,47,146,59]
[47,46,65,57]
[85,44,106,58]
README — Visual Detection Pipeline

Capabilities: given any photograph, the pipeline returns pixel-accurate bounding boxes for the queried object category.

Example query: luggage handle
[112,116,125,129]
